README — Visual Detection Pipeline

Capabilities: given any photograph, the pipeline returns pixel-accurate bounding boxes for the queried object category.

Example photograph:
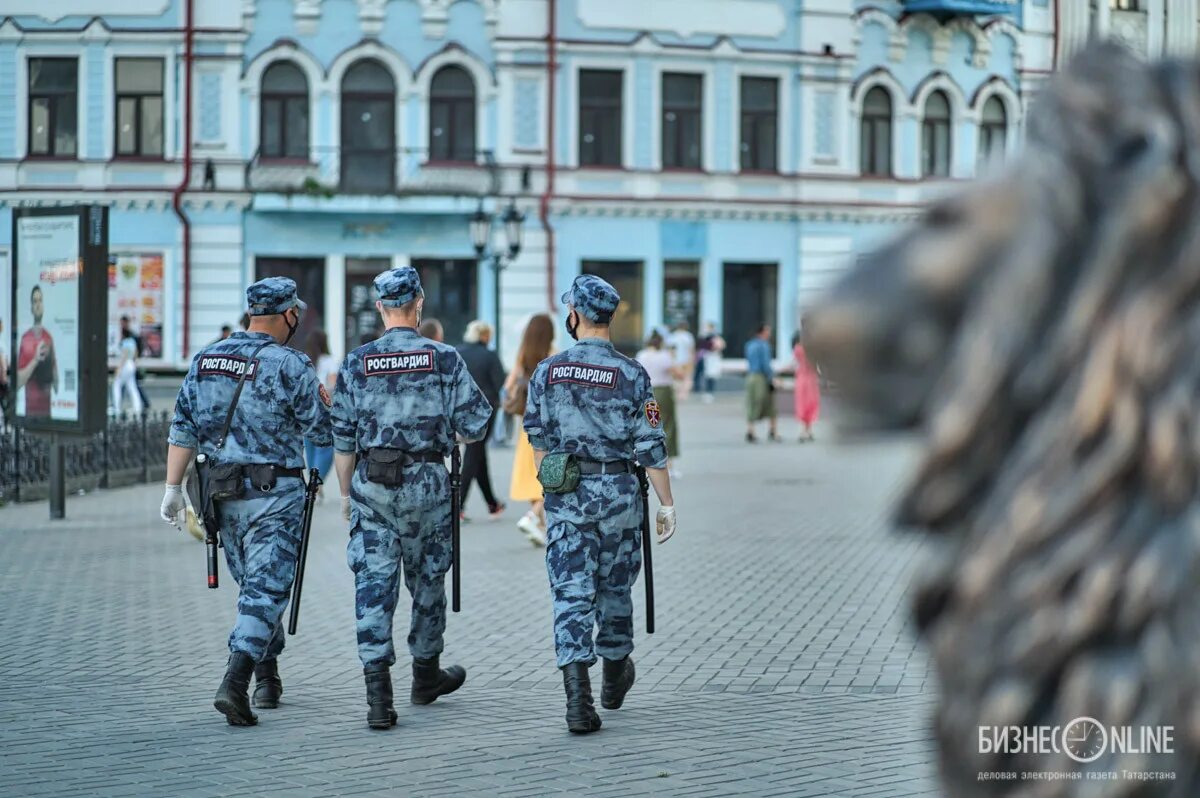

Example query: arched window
[921,90,952,178]
[260,62,309,159]
[341,59,396,193]
[859,86,893,176]
[429,66,476,163]
[978,96,1007,164]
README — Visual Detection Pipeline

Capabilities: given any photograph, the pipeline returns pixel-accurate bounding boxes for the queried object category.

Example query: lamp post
[471,198,525,355]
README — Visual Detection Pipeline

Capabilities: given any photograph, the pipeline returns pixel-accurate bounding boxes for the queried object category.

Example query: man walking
[331,268,492,730]
[524,275,678,734]
[160,277,331,726]
[456,320,506,521]
[744,323,779,442]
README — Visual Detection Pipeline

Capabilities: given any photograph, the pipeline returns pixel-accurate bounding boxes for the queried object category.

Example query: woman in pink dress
[792,332,820,441]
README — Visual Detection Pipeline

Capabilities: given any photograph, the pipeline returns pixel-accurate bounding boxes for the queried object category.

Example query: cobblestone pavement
[0,396,940,797]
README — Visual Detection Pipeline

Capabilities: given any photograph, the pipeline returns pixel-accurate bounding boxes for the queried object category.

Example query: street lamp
[471,198,524,354]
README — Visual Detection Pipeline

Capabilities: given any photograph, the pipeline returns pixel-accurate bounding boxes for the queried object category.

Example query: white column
[1095,0,1111,38]
[1148,0,1166,57]
[1165,0,1198,54]
[392,254,410,271]
[326,254,346,361]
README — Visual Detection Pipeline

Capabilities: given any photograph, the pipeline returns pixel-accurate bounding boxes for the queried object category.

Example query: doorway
[411,258,477,344]
[663,260,700,335]
[255,257,325,351]
[722,262,777,357]
[581,260,643,355]
[346,257,390,348]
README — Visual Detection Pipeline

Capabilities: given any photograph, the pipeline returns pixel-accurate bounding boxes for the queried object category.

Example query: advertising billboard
[11,206,108,434]
[108,252,165,360]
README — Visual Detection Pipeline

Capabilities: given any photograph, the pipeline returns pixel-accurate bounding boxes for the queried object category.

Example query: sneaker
[745,432,758,444]
[516,513,540,542]
[487,502,507,521]
[528,522,548,548]
[459,510,471,524]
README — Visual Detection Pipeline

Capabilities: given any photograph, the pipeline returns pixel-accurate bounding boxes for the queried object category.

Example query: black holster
[208,462,245,500]
[364,448,406,487]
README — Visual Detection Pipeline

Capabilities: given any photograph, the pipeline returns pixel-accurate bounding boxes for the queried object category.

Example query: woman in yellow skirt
[504,313,555,546]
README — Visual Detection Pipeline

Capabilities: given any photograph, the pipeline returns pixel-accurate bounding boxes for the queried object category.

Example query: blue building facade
[8,0,1188,368]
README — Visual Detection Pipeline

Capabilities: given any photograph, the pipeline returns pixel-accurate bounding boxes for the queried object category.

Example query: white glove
[656,505,676,544]
[341,495,352,522]
[160,484,186,529]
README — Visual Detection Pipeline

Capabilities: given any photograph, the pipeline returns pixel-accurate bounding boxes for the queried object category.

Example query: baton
[637,465,655,634]
[189,455,220,589]
[450,444,462,613]
[287,468,322,635]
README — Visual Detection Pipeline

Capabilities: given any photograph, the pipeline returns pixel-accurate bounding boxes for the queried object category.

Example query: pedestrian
[525,274,677,734]
[419,318,444,343]
[792,332,820,442]
[698,322,725,403]
[303,330,338,496]
[635,331,683,477]
[160,276,331,727]
[744,323,780,443]
[667,322,696,402]
[111,315,144,416]
[505,313,554,547]
[120,315,152,412]
[330,267,491,730]
[456,320,507,521]
[215,324,233,344]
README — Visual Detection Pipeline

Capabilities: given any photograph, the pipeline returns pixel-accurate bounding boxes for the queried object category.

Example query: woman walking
[303,330,337,498]
[636,331,683,476]
[111,315,143,416]
[792,332,820,441]
[505,313,554,546]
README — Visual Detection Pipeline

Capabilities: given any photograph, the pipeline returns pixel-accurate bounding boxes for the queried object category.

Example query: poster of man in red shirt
[15,285,58,417]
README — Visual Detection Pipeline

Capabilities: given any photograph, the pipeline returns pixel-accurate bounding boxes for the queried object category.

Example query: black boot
[213,652,258,726]
[600,656,636,710]
[252,659,283,709]
[562,662,602,734]
[364,663,398,730]
[411,656,466,705]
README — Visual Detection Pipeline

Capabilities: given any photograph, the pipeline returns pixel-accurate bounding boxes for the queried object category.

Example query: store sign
[108,252,165,360]
[12,206,108,434]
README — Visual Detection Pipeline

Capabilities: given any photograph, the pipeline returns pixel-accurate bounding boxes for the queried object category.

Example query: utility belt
[538,455,632,494]
[203,460,305,500]
[357,448,444,487]
[577,460,633,475]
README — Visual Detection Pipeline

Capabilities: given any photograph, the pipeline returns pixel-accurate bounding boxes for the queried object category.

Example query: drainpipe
[171,0,195,360]
[538,0,558,312]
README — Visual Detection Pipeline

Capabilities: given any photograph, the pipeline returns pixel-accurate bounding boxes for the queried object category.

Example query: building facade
[0,0,1171,369]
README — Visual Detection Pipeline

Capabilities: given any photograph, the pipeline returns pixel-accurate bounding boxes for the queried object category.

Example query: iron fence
[0,412,172,505]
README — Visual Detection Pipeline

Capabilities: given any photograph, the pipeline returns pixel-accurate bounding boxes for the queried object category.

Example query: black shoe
[600,656,636,710]
[745,432,758,443]
[364,663,398,730]
[562,662,602,734]
[411,656,466,705]
[213,652,258,726]
[252,659,283,709]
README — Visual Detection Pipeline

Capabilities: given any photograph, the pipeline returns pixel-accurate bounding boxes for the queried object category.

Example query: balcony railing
[245,146,500,198]
[902,0,1017,16]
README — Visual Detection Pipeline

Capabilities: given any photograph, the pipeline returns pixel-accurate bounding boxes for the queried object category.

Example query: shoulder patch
[318,383,332,407]
[547,362,619,390]
[197,354,258,381]
[363,349,435,376]
[644,399,661,427]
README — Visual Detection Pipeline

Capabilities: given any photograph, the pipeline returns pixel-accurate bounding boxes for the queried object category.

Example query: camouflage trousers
[214,478,304,662]
[347,463,453,667]
[544,473,643,668]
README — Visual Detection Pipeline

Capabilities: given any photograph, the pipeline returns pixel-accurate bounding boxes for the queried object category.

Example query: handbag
[537,452,581,494]
[503,374,529,416]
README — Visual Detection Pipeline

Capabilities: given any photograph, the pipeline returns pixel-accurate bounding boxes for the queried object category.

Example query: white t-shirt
[668,330,696,366]
[315,354,338,387]
[636,348,676,388]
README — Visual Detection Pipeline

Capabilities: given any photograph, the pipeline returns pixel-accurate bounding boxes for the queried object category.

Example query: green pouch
[538,452,581,494]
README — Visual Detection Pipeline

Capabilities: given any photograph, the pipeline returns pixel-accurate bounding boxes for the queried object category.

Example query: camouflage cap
[374,267,424,308]
[246,276,307,316]
[561,274,620,323]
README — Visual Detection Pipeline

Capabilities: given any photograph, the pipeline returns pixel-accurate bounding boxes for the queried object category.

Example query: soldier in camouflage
[524,274,678,734]
[330,267,492,730]
[161,276,332,727]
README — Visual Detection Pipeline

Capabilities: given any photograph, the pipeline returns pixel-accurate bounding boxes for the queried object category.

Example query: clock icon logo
[1062,717,1107,763]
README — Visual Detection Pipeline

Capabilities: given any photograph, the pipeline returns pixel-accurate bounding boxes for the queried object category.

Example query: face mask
[565,311,580,341]
[283,308,299,346]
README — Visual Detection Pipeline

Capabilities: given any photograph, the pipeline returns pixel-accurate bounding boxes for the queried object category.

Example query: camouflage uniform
[169,278,331,664]
[524,277,668,669]
[331,268,492,668]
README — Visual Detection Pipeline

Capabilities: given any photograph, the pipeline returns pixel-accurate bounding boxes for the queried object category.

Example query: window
[860,87,893,176]
[429,66,476,163]
[662,73,703,170]
[921,90,952,178]
[739,76,777,172]
[341,59,396,193]
[579,69,622,167]
[114,58,164,158]
[28,58,77,158]
[979,96,1007,164]
[261,62,309,160]
[412,258,478,343]
[1111,0,1139,9]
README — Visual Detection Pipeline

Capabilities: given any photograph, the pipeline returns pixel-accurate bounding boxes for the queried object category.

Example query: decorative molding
[358,0,387,36]
[81,18,111,43]
[243,0,257,33]
[294,0,321,36]
[420,0,450,39]
[1,0,169,22]
[0,19,22,43]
